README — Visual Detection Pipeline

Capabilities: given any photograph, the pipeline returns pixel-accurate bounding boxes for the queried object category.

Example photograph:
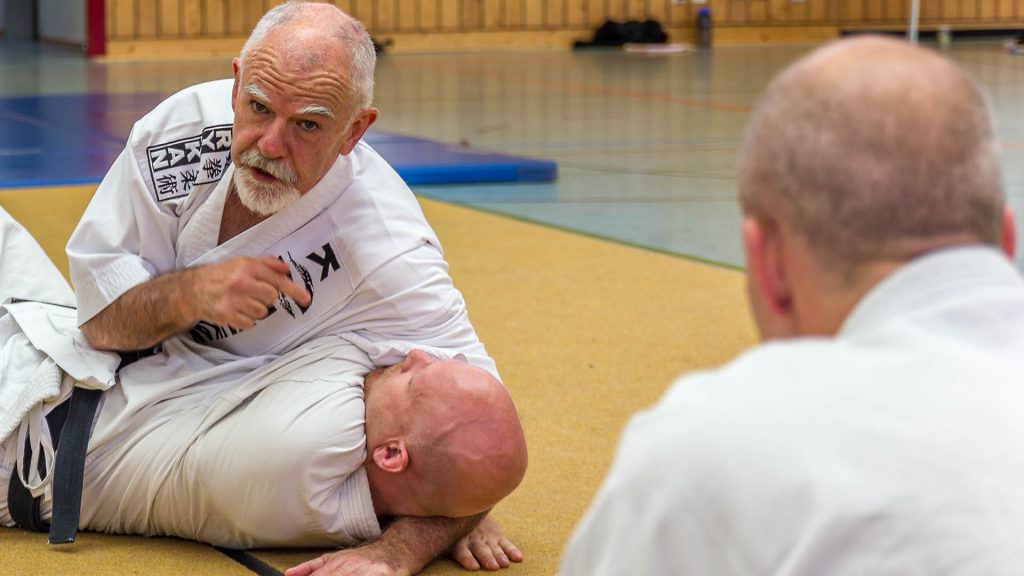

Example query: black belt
[7,386,102,544]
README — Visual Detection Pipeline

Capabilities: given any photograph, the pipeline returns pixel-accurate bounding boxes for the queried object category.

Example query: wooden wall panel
[942,0,960,18]
[479,0,498,28]
[980,0,998,19]
[440,0,460,29]
[395,0,416,31]
[961,0,979,18]
[244,0,263,30]
[205,0,226,35]
[184,0,204,35]
[546,0,564,26]
[565,0,587,27]
[111,0,135,38]
[419,0,440,29]
[376,0,397,30]
[104,0,1024,54]
[226,0,247,34]
[504,0,523,28]
[137,1,158,37]
[160,0,181,36]
[749,0,768,22]
[727,1,749,24]
[525,0,545,26]
[810,0,829,22]
[647,0,668,22]
[332,0,354,14]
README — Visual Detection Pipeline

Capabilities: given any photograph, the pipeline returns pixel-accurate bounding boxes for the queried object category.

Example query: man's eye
[250,101,268,114]
[299,120,319,132]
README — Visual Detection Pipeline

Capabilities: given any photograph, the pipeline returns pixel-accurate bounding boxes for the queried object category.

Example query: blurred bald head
[739,36,1004,282]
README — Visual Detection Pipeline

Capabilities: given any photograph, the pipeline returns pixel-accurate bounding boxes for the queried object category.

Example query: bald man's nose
[401,349,434,373]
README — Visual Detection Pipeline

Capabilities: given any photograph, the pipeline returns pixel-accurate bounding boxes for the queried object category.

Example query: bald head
[405,360,528,517]
[740,36,1004,282]
[363,351,528,518]
[240,0,376,112]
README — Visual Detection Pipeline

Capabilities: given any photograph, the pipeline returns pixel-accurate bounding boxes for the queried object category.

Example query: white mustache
[239,149,297,186]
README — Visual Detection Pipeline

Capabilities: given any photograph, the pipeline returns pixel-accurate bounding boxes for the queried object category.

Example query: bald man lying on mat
[0,207,528,576]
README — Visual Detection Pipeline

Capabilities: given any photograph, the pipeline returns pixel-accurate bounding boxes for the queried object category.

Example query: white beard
[234,166,301,216]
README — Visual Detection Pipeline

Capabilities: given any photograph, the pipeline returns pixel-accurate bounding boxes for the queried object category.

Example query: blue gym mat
[0,93,556,189]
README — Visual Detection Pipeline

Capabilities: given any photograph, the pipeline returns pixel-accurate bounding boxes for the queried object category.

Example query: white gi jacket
[563,247,1024,576]
[67,78,495,376]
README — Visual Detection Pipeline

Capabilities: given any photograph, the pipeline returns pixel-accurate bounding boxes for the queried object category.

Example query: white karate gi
[563,247,1024,576]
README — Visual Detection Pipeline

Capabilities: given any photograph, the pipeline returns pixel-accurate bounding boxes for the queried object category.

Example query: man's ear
[339,108,379,156]
[1001,206,1016,259]
[742,217,793,319]
[371,439,409,474]
[231,58,242,114]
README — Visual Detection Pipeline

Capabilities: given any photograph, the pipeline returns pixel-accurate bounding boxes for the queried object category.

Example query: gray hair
[239,1,377,112]
[739,36,1004,282]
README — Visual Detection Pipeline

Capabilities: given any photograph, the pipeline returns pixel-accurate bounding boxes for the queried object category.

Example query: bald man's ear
[1001,206,1016,259]
[371,439,409,474]
[742,217,794,329]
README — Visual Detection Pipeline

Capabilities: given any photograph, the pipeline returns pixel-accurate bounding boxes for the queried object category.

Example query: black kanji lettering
[156,173,178,196]
[203,157,224,179]
[181,169,199,191]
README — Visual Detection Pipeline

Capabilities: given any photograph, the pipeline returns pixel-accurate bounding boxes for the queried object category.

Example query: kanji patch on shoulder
[146,123,233,202]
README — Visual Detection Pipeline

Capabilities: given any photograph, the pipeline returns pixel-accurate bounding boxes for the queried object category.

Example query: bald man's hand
[449,516,523,571]
[284,545,405,576]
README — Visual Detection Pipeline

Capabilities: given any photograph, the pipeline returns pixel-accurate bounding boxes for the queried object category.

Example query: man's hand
[286,514,487,576]
[188,256,311,331]
[81,255,311,351]
[285,543,408,576]
[449,516,523,571]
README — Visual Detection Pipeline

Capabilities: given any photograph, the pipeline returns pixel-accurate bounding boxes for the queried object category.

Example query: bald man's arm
[285,513,488,576]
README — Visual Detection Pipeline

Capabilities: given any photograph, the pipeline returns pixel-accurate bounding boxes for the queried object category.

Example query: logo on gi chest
[188,241,342,345]
[147,124,232,202]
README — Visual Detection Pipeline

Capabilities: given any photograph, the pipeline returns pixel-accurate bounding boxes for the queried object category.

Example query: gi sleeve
[67,144,182,326]
[343,242,499,380]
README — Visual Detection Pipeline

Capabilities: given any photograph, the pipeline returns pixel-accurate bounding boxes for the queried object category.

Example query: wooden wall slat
[525,0,545,26]
[205,0,226,35]
[226,0,246,34]
[160,0,181,36]
[545,0,563,26]
[243,0,263,31]
[395,0,417,31]
[505,0,523,27]
[980,0,997,18]
[184,0,204,35]
[112,0,135,38]
[440,0,459,29]
[137,0,157,37]
[376,0,397,31]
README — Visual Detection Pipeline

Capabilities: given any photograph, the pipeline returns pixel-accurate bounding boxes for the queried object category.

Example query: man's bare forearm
[80,268,199,352]
[375,513,487,575]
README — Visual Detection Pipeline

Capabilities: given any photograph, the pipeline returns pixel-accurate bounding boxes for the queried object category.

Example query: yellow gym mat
[0,186,756,575]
